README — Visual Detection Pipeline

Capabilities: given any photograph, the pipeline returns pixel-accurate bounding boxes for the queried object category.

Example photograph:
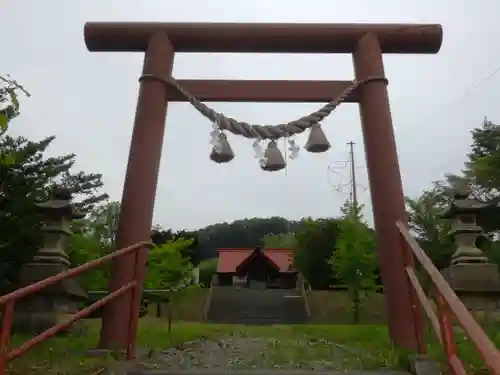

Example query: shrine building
[215,247,297,289]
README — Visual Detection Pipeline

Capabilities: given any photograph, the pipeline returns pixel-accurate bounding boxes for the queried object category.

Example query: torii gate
[84,22,443,350]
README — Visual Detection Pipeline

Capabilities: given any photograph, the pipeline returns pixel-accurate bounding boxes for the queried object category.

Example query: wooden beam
[84,22,443,54]
[164,80,359,103]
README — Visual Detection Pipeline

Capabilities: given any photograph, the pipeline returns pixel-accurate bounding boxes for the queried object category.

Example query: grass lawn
[307,291,387,324]
[7,318,232,375]
[5,318,500,375]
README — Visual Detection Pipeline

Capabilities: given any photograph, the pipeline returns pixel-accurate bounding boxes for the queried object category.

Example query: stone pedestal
[13,187,87,334]
[440,179,500,316]
[443,263,500,311]
[14,263,87,334]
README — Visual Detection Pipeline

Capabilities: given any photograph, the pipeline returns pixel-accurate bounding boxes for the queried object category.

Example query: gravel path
[134,334,396,371]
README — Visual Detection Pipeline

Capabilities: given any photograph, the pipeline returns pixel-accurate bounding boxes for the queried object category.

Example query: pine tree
[0,75,30,165]
[0,135,108,292]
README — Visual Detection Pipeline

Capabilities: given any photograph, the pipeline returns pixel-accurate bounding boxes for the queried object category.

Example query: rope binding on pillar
[139,74,388,172]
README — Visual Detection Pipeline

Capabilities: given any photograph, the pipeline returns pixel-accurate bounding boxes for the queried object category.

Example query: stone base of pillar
[443,263,500,291]
[442,263,500,311]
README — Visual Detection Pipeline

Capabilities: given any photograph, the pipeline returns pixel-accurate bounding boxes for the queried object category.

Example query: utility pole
[347,141,358,208]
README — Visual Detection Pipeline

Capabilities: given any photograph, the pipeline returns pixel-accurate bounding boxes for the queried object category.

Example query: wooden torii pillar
[84,22,443,350]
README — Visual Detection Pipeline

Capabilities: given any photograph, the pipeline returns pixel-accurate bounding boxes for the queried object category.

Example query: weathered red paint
[98,33,175,348]
[83,21,443,349]
[84,22,442,54]
[352,33,419,349]
[165,80,360,103]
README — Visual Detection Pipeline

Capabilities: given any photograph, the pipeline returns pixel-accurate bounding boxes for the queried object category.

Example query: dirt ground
[134,333,398,371]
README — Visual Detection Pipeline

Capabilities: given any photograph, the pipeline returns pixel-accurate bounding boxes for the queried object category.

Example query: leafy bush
[144,239,193,289]
[198,258,217,287]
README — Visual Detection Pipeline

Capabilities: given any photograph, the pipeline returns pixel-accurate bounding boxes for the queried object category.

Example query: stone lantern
[441,179,500,311]
[14,187,88,334]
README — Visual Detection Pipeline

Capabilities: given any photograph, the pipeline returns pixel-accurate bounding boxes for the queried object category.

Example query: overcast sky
[3,1,500,230]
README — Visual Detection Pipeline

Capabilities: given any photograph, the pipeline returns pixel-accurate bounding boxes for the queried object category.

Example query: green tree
[294,218,342,289]
[195,216,302,260]
[68,214,196,291]
[419,119,500,236]
[144,239,194,289]
[68,230,109,290]
[68,201,121,290]
[466,118,500,192]
[0,75,30,165]
[460,117,500,234]
[85,201,121,248]
[0,135,108,292]
[405,185,454,270]
[151,226,201,267]
[198,258,217,287]
[262,232,296,249]
[340,199,363,220]
[329,202,378,323]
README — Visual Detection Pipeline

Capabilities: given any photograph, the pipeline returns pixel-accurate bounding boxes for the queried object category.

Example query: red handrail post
[434,288,462,375]
[400,231,426,354]
[0,301,14,375]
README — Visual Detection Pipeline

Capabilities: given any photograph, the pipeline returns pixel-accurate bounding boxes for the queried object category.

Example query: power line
[391,64,500,186]
[326,149,349,194]
[347,141,358,207]
[329,61,500,191]
[324,60,500,217]
[397,62,500,142]
[327,142,369,199]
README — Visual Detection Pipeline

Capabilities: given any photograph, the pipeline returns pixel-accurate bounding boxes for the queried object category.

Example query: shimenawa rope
[139,74,388,140]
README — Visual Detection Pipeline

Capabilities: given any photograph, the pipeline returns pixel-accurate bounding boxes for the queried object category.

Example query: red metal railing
[397,221,500,375]
[0,240,151,375]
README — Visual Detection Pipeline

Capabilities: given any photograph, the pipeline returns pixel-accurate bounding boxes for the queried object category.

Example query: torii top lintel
[84,22,442,54]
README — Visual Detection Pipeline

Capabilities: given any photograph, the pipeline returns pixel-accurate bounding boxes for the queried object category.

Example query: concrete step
[211,287,301,297]
[207,312,307,324]
[207,287,308,325]
[207,317,285,325]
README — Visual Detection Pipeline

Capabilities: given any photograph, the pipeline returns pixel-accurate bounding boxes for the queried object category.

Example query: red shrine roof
[216,248,294,273]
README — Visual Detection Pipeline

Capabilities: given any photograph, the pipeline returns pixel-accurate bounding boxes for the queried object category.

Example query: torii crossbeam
[84,22,443,350]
